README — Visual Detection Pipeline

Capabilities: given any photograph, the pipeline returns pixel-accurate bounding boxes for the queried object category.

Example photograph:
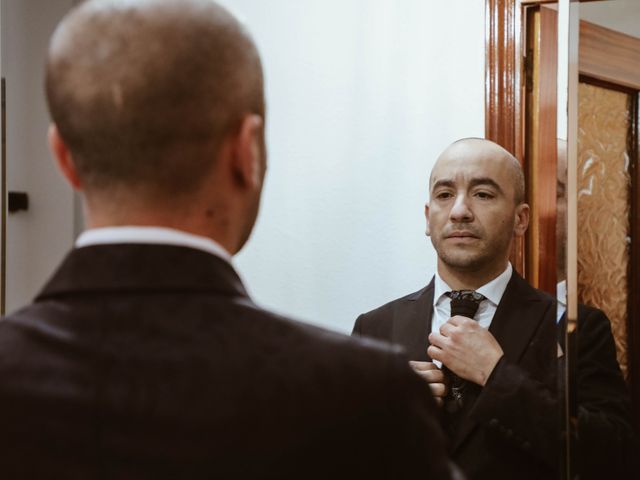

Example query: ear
[231,114,265,190]
[514,203,530,237]
[48,124,82,191]
[425,203,431,237]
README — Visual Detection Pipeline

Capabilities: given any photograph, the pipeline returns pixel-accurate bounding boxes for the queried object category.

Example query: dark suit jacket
[353,272,564,479]
[559,305,638,479]
[0,244,453,480]
[355,271,637,479]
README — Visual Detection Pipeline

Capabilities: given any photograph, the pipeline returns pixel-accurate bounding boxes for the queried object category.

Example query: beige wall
[2,0,77,313]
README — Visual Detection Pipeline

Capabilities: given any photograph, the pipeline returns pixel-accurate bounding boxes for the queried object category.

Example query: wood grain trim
[485,0,526,274]
[485,0,519,153]
[526,6,558,295]
[580,20,640,90]
[536,6,558,295]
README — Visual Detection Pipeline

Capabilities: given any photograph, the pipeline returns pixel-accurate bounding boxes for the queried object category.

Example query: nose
[449,193,473,223]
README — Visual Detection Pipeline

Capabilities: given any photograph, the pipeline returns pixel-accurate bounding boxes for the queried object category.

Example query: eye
[435,191,454,200]
[475,191,495,200]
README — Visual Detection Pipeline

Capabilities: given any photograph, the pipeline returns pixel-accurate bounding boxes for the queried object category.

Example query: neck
[84,198,241,255]
[437,259,509,290]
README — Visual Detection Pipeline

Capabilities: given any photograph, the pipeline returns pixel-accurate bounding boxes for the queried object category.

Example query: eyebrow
[431,177,505,196]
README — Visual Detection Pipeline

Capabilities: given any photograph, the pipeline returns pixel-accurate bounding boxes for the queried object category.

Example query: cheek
[428,213,447,231]
[481,211,514,232]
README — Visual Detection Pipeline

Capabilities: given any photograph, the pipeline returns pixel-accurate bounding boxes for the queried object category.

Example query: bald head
[431,138,525,205]
[46,0,264,198]
[426,138,530,286]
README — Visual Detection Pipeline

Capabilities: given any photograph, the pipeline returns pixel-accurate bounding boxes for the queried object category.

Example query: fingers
[440,315,482,337]
[409,361,446,383]
[428,331,446,348]
[439,322,454,337]
[428,382,448,398]
[408,360,450,406]
[433,319,469,342]
[427,344,443,363]
[409,361,438,372]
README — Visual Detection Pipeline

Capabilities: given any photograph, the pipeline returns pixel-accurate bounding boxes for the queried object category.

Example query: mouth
[445,231,479,240]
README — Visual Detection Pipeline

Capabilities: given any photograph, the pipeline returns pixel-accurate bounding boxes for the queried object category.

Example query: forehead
[430,146,515,192]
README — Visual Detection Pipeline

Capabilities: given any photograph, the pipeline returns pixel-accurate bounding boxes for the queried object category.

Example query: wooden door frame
[485,0,561,278]
[485,0,640,430]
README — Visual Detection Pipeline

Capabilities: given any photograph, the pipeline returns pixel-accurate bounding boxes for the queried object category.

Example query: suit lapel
[451,272,553,452]
[488,273,551,364]
[392,278,435,361]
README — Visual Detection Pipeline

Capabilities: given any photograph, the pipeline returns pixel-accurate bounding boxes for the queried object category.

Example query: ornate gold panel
[577,82,631,376]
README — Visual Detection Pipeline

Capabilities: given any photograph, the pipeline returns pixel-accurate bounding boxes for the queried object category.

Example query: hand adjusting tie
[443,290,486,412]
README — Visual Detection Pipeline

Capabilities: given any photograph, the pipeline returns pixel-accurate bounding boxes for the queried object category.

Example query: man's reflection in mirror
[353,138,637,480]
[556,170,567,320]
[556,149,638,478]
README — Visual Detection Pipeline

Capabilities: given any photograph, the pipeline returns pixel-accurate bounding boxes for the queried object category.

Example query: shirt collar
[557,279,567,307]
[433,263,513,307]
[75,226,233,264]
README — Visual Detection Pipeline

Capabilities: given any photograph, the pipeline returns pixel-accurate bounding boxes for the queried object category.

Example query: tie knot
[447,290,486,319]
[447,290,486,303]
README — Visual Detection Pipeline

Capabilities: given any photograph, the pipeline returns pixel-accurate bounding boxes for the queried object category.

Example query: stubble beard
[432,229,513,274]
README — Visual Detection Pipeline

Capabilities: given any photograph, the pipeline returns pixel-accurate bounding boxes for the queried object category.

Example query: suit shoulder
[576,303,615,338]
[558,303,613,335]
[241,305,429,411]
[358,286,430,320]
[232,298,405,358]
[533,287,555,304]
[578,302,606,318]
[517,275,555,305]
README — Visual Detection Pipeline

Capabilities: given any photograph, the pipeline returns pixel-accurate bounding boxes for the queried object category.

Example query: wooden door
[524,5,558,294]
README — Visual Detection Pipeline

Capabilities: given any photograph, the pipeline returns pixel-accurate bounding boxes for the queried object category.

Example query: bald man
[353,138,634,479]
[0,1,455,478]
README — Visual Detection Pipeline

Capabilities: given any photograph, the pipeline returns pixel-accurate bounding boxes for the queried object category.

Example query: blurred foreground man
[0,1,454,478]
[353,138,636,479]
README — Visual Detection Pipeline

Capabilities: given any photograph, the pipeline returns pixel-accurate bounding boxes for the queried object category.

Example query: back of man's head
[45,0,264,201]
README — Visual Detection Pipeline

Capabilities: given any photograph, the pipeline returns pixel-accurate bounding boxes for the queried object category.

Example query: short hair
[45,0,264,197]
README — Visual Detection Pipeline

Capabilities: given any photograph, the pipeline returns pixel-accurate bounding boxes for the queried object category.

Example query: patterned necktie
[443,290,486,413]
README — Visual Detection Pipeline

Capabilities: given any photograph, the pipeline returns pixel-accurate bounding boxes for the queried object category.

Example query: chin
[440,252,490,272]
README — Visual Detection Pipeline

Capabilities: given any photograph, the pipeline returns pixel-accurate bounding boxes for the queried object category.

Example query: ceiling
[580,0,640,38]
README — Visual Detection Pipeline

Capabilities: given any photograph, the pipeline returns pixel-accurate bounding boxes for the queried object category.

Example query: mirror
[574,0,640,423]
[532,0,640,476]
[570,0,640,476]
[486,0,638,477]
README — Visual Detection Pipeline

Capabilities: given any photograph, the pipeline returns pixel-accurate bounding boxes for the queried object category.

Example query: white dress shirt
[75,226,233,264]
[431,263,513,367]
[556,279,567,323]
